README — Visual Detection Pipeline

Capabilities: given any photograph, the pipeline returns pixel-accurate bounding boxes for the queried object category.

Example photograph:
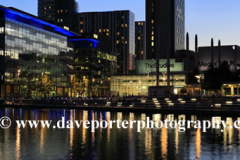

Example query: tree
[70,76,85,97]
[20,71,35,98]
[202,60,234,92]
[37,74,53,98]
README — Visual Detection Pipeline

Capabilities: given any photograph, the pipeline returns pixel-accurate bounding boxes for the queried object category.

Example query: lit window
[125,41,127,44]
[106,33,109,36]
[103,29,105,32]
[80,29,83,33]
[117,32,120,36]
[122,16,124,19]
[141,22,143,25]
[138,36,140,40]
[57,19,59,22]
[151,36,154,40]
[138,22,140,25]
[125,24,127,27]
[122,36,124,40]
[152,26,154,29]
[57,10,59,13]
[61,10,63,13]
[116,40,119,44]
[99,29,101,32]
[141,51,143,54]
[0,27,4,34]
[80,21,83,24]
[151,42,154,46]
[44,7,46,10]
[152,31,154,35]
[65,10,68,13]
[106,29,109,32]
[151,20,154,24]
[121,24,124,27]
[49,6,51,9]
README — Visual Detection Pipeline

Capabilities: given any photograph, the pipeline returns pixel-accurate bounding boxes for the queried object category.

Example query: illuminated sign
[136,59,185,75]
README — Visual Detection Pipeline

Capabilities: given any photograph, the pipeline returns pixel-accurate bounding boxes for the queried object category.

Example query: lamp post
[146,71,151,77]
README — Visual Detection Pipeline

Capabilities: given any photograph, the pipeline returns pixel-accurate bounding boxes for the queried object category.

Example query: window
[80,29,83,33]
[138,36,140,40]
[151,36,154,41]
[49,6,51,9]
[99,29,101,33]
[151,20,154,24]
[80,21,83,24]
[125,24,127,27]
[117,32,120,36]
[152,31,154,35]
[151,42,154,46]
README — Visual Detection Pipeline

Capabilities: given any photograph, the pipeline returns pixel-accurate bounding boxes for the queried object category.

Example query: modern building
[146,0,185,59]
[79,10,135,75]
[38,0,79,32]
[69,34,117,97]
[0,5,80,98]
[135,21,146,61]
[111,58,189,96]
[198,45,240,72]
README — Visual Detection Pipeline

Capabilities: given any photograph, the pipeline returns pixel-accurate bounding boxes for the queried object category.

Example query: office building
[38,0,79,32]
[135,21,146,60]
[69,34,117,97]
[146,0,185,59]
[0,5,80,98]
[79,10,135,75]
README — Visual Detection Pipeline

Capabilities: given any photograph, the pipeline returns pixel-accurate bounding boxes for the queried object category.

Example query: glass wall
[111,74,186,96]
[4,17,69,97]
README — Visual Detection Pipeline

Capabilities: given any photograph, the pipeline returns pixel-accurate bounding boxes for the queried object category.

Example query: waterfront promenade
[1,97,240,116]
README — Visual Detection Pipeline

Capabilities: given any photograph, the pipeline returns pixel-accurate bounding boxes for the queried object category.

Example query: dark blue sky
[1,0,240,50]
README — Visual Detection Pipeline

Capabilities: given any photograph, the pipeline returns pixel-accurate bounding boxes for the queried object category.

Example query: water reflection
[0,108,240,160]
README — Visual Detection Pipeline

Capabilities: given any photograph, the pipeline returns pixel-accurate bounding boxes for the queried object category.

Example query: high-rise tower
[146,0,185,59]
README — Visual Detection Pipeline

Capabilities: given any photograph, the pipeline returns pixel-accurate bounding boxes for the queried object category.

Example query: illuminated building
[79,10,135,75]
[0,5,80,98]
[135,21,146,60]
[69,34,117,97]
[110,58,188,96]
[38,0,80,33]
[146,0,185,59]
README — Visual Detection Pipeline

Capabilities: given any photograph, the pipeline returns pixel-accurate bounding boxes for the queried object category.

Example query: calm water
[0,108,240,160]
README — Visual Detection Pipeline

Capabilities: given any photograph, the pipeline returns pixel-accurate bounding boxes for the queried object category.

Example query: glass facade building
[0,6,80,98]
[111,74,186,96]
[69,35,117,97]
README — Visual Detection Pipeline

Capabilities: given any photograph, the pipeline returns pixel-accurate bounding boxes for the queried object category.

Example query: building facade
[135,21,146,61]
[69,34,117,97]
[146,0,185,59]
[38,0,79,32]
[0,5,80,98]
[111,59,187,96]
[79,10,135,75]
